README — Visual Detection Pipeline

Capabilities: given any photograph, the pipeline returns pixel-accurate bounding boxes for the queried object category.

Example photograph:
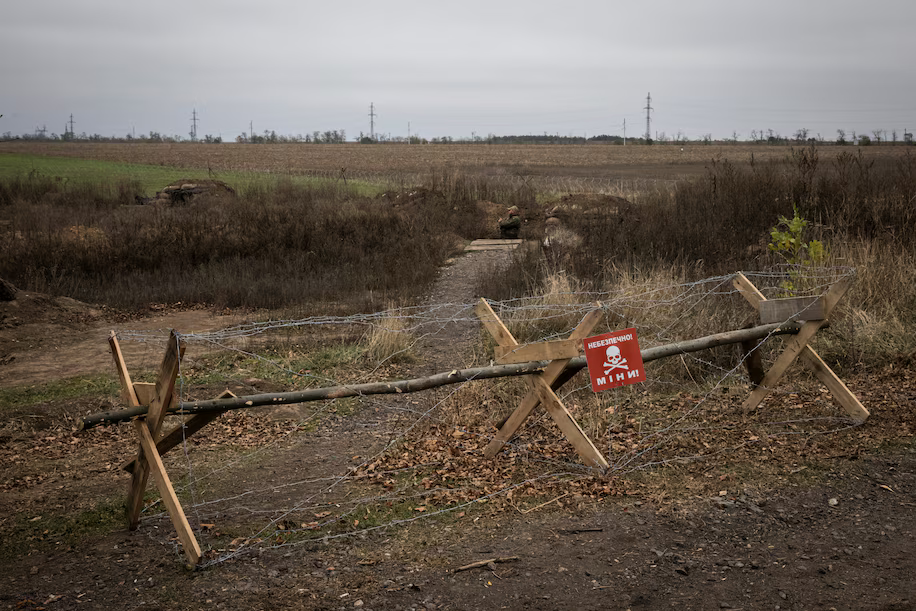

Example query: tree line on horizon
[2,127,913,146]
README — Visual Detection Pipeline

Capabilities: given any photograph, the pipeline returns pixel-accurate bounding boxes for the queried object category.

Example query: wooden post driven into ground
[733,273,868,421]
[109,331,237,567]
[476,299,609,468]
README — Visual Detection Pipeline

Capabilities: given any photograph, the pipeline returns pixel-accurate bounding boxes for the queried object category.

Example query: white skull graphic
[603,345,628,374]
[606,346,622,365]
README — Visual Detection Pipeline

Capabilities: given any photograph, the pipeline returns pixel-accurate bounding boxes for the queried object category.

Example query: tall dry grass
[479,147,916,370]
[0,173,494,310]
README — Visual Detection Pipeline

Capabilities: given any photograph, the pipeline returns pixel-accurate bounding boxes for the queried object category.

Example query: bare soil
[1,248,914,611]
[4,142,912,180]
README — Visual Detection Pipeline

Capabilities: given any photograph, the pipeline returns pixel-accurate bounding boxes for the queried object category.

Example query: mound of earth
[136,178,236,205]
[0,290,103,368]
[548,192,636,217]
[0,277,17,302]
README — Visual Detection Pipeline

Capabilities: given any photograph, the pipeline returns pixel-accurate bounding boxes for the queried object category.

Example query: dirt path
[0,297,245,387]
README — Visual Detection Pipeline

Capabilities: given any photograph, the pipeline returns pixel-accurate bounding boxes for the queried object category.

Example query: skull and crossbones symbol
[603,345,628,375]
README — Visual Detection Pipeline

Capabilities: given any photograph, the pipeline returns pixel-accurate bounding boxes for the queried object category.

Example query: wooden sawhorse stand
[733,273,869,421]
[109,330,234,567]
[475,299,609,469]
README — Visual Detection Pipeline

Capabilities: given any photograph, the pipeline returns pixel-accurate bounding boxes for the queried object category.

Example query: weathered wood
[147,331,185,435]
[453,556,520,572]
[133,382,156,406]
[123,390,235,474]
[483,306,604,458]
[474,299,607,467]
[109,332,139,406]
[740,322,765,386]
[733,272,767,307]
[135,420,202,566]
[530,376,609,468]
[744,278,851,411]
[475,299,519,349]
[81,322,804,429]
[759,296,825,324]
[465,244,522,251]
[799,349,869,421]
[494,339,581,364]
[127,331,184,530]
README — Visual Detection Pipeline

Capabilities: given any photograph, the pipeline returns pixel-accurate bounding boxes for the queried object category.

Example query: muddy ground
[1,248,914,611]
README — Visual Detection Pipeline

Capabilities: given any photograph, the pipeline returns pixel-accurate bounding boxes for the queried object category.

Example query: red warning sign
[583,328,646,392]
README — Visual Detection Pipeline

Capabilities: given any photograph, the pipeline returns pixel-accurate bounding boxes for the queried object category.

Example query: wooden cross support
[108,331,235,567]
[476,299,609,469]
[732,274,868,421]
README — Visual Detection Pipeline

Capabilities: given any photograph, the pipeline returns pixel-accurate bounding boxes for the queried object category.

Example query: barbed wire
[114,265,861,566]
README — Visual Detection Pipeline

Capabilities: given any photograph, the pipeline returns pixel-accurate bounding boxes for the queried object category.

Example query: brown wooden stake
[799,349,869,421]
[528,376,608,468]
[477,299,607,467]
[740,322,766,387]
[134,420,202,566]
[126,331,184,530]
[109,332,140,408]
[732,273,867,421]
[123,391,235,474]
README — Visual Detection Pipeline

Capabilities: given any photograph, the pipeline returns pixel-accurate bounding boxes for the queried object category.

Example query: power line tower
[644,93,653,141]
[68,113,75,138]
[190,108,199,141]
[369,103,377,140]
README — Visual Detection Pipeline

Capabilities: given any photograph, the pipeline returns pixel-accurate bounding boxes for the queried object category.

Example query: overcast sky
[1,0,914,141]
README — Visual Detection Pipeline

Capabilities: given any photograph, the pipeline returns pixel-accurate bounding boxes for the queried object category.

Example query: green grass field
[0,152,384,196]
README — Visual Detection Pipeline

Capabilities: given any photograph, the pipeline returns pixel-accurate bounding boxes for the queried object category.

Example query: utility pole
[623,118,626,146]
[644,93,653,142]
[68,113,75,138]
[408,121,410,144]
[369,103,377,140]
[249,120,253,142]
[190,108,198,141]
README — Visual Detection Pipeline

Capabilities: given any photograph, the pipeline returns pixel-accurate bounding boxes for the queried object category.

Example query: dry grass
[363,305,415,365]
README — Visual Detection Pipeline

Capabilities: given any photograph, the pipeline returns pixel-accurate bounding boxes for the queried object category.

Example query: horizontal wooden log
[80,321,802,429]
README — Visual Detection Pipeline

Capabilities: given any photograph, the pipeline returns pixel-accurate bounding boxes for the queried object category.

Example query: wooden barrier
[92,279,867,565]
[733,273,868,421]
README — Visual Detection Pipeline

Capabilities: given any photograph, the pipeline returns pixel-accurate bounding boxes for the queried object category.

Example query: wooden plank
[483,306,603,458]
[733,272,765,309]
[759,296,825,324]
[742,278,851,411]
[465,244,522,251]
[123,390,235,474]
[494,339,581,364]
[134,420,202,566]
[109,331,140,406]
[127,331,185,530]
[468,239,524,245]
[475,299,520,349]
[133,382,156,406]
[147,331,185,435]
[799,348,870,421]
[740,324,766,387]
[530,377,608,469]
